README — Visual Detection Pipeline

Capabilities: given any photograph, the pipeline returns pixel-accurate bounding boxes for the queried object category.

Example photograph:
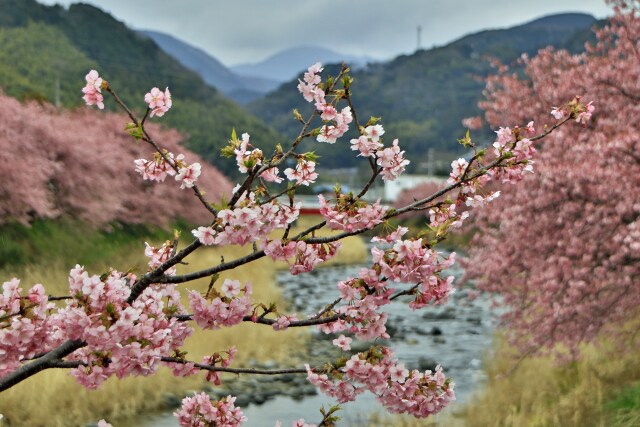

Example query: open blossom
[284,160,318,186]
[273,314,297,331]
[260,166,283,183]
[576,101,595,126]
[332,334,352,351]
[174,393,247,427]
[176,162,201,189]
[376,139,410,181]
[550,106,564,120]
[145,87,172,117]
[235,133,263,173]
[221,279,241,298]
[82,69,104,109]
[192,226,216,245]
[447,158,468,184]
[134,151,176,182]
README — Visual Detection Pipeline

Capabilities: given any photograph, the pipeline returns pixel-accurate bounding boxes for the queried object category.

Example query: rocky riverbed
[136,250,498,427]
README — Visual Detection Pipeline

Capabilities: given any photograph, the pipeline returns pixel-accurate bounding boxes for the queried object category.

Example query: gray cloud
[39,0,612,65]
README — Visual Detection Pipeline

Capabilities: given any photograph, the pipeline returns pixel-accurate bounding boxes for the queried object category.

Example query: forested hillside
[0,0,282,177]
[248,13,600,172]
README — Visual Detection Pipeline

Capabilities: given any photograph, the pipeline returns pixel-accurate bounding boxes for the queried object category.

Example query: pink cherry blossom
[145,87,172,117]
[82,69,104,109]
[176,162,202,189]
[376,139,410,181]
[192,226,217,246]
[332,334,352,351]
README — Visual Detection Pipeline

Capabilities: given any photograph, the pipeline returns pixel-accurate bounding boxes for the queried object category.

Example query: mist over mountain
[231,45,376,82]
[140,30,280,103]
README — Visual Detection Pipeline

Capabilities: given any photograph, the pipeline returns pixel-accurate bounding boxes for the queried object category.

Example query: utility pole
[417,25,422,51]
[55,77,61,108]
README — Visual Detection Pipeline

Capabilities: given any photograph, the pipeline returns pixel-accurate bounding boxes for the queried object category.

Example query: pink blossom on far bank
[0,93,233,227]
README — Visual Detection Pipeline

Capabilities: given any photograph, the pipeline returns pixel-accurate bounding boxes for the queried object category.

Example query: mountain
[140,30,280,103]
[0,0,282,178]
[231,45,376,82]
[246,12,600,173]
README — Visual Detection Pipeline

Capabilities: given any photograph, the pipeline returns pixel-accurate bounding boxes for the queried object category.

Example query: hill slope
[0,0,282,177]
[140,30,280,104]
[247,13,599,172]
[231,45,375,82]
[0,92,233,227]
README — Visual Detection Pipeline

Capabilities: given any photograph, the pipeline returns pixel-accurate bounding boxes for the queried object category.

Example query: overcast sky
[39,0,613,66]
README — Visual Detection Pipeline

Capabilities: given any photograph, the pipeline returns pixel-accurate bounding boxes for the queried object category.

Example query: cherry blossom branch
[105,86,218,217]
[161,357,310,375]
[0,339,84,392]
[158,118,573,286]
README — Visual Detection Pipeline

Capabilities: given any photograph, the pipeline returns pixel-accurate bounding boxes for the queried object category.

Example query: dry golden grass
[0,245,299,426]
[0,225,368,426]
[457,325,640,427]
[368,321,640,427]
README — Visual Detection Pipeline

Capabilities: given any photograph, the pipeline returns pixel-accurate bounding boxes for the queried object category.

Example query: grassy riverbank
[0,218,367,426]
[368,323,640,427]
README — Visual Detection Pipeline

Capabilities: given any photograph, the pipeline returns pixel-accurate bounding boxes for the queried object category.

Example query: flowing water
[139,250,497,426]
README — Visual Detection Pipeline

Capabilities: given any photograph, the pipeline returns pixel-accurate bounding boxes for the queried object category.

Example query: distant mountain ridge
[231,45,376,82]
[246,12,600,172]
[140,30,280,103]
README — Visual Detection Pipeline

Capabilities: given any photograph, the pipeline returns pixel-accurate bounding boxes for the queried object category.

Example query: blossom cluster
[318,194,388,232]
[234,133,263,174]
[192,198,301,247]
[134,151,202,189]
[297,64,409,181]
[0,279,57,376]
[82,70,104,109]
[145,86,172,117]
[263,239,341,275]
[60,266,192,388]
[0,267,193,389]
[284,159,318,186]
[306,346,454,417]
[188,280,252,330]
[174,393,247,427]
[313,228,456,342]
[428,204,470,230]
[297,62,354,144]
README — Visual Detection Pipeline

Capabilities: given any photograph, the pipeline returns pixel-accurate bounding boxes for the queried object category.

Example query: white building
[383,174,447,202]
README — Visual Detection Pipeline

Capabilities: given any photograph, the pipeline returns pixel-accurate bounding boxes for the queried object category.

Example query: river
[139,250,497,427]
